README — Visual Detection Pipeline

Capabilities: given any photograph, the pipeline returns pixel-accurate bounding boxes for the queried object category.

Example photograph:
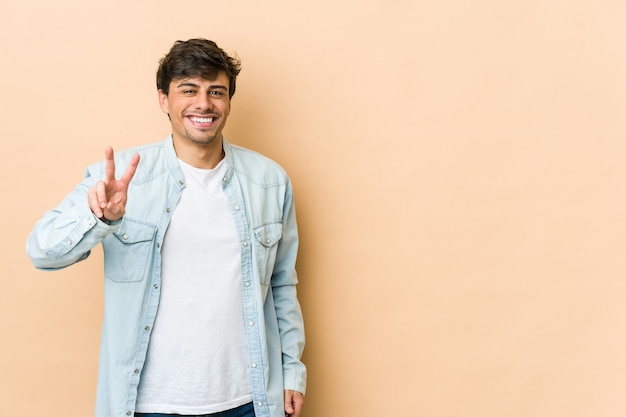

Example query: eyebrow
[175,81,228,91]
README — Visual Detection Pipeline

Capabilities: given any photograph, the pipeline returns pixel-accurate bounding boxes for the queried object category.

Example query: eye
[209,90,224,96]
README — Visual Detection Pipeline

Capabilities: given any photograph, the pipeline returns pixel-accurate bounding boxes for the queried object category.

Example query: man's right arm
[26,171,119,270]
[26,147,139,271]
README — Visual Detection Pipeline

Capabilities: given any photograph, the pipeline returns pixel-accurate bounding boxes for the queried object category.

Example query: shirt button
[157,242,161,248]
[153,284,159,289]
[242,241,248,247]
[234,205,240,211]
[249,321,254,327]
[265,238,271,244]
[257,402,263,407]
[252,363,257,368]
[122,234,129,240]
[144,326,150,331]
[179,180,184,186]
[126,411,132,416]
[66,240,72,245]
[245,281,251,287]
[134,368,140,374]
[166,207,171,213]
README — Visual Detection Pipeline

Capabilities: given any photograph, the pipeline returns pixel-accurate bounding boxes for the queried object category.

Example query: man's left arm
[271,178,307,400]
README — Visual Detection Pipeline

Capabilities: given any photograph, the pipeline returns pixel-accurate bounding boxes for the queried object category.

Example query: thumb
[284,390,295,413]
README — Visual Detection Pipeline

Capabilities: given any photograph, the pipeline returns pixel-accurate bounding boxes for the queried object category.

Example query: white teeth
[191,117,213,123]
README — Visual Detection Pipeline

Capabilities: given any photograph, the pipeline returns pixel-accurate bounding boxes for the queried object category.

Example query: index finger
[104,146,116,181]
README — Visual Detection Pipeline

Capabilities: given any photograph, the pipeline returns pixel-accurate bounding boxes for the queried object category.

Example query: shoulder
[229,144,291,186]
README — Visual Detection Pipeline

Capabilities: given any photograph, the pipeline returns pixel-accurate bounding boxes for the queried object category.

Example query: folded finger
[96,180,108,210]
[88,187,103,218]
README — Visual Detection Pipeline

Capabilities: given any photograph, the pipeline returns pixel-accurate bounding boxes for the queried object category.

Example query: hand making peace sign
[88,146,140,222]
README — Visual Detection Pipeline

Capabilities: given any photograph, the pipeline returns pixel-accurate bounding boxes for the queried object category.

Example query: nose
[194,91,213,111]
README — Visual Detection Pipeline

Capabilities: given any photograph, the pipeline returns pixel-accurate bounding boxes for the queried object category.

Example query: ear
[158,89,169,114]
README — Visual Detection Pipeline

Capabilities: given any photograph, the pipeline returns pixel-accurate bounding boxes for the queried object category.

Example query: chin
[191,136,218,146]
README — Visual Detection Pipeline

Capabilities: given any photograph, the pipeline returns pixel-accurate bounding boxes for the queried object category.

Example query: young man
[26,38,306,417]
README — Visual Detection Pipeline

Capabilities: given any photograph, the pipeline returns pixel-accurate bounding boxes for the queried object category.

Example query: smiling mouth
[190,116,214,124]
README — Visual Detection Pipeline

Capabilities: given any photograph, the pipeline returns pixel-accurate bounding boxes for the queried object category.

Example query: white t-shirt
[135,159,252,414]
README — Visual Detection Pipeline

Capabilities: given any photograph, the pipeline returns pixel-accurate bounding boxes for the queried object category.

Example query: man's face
[158,72,231,148]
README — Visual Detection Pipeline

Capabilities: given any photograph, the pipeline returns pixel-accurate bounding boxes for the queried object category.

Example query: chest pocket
[103,218,157,283]
[253,222,283,285]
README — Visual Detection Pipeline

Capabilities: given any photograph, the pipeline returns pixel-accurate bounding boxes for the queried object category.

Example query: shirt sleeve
[270,178,307,394]
[26,166,120,270]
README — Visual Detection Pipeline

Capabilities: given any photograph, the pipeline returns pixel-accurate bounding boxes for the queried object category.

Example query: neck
[172,135,225,169]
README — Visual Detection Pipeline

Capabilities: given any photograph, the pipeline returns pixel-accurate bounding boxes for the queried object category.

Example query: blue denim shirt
[26,136,306,417]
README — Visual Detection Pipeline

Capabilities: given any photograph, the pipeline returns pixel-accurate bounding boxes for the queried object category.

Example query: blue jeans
[135,401,255,417]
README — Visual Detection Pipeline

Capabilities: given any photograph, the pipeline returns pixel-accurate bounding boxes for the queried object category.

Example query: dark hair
[156,38,241,98]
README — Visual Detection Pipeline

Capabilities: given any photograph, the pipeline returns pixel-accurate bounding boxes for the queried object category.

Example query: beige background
[2,0,625,416]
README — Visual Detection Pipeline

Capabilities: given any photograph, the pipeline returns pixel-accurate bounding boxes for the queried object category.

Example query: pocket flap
[254,222,283,247]
[113,219,156,244]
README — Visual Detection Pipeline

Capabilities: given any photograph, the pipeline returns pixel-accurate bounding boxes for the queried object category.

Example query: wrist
[99,216,113,225]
